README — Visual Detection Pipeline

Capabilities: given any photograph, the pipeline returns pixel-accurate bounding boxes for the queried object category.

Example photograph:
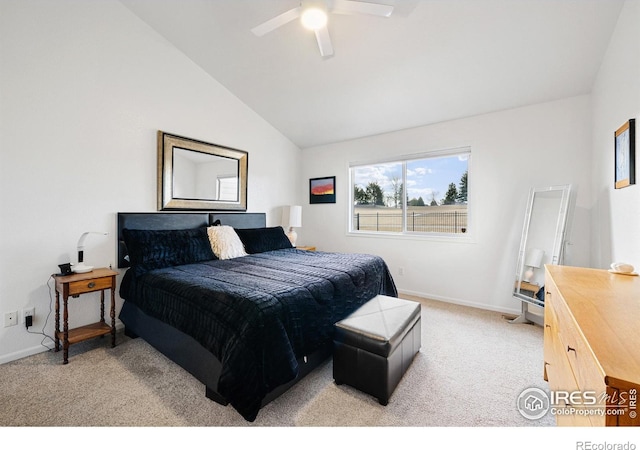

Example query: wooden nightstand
[296,246,316,251]
[54,268,117,364]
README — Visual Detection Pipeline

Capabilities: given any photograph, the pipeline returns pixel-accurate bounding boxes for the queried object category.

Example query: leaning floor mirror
[511,184,572,325]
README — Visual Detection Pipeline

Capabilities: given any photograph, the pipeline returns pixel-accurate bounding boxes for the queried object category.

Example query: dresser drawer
[544,282,606,426]
[550,296,607,426]
[552,298,607,397]
[545,360,593,426]
[68,276,113,296]
[543,289,559,376]
[545,290,580,392]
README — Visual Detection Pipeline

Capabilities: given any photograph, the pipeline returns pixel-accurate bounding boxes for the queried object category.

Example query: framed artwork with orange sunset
[309,176,336,204]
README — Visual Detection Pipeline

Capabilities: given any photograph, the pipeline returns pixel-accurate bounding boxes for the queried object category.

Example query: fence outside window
[353,209,467,234]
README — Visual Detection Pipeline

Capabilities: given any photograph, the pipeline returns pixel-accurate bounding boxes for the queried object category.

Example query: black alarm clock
[57,263,72,276]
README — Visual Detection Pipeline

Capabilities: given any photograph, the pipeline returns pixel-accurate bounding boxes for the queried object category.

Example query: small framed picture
[309,176,336,204]
[615,119,635,189]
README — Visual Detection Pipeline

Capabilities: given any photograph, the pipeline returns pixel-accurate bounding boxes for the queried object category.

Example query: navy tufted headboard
[117,212,266,268]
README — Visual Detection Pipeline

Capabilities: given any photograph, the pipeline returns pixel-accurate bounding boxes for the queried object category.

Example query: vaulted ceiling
[120,0,625,149]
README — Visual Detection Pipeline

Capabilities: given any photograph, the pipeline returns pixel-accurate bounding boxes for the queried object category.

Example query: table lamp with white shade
[523,248,544,283]
[282,205,302,247]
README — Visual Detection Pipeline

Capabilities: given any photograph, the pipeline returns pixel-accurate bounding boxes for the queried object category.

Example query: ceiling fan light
[301,8,327,30]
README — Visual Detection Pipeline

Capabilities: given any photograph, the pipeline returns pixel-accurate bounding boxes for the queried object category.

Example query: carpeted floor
[0,296,554,427]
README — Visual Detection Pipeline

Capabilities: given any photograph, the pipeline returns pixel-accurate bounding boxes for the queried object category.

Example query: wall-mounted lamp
[74,231,108,273]
[282,205,302,247]
[523,248,544,283]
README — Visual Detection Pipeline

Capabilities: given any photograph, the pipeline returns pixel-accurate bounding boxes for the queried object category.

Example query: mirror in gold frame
[157,131,248,211]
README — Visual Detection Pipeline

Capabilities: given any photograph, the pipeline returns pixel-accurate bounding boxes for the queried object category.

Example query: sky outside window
[353,153,468,205]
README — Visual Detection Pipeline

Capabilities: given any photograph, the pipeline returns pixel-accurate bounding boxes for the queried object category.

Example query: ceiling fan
[251,0,394,57]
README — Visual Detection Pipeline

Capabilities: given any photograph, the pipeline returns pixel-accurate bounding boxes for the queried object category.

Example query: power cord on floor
[25,275,57,351]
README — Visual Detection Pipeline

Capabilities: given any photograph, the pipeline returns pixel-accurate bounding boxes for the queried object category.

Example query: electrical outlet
[398,267,405,276]
[23,307,35,324]
[4,311,18,327]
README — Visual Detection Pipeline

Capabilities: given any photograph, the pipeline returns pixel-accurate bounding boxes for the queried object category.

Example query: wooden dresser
[544,265,640,426]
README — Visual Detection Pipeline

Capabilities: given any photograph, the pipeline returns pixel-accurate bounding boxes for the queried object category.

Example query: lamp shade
[524,248,544,268]
[282,205,302,228]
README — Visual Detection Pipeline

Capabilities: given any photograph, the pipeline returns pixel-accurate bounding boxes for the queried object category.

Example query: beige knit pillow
[207,225,248,260]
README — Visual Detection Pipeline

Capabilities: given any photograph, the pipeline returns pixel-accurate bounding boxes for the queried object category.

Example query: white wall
[300,96,592,314]
[0,0,301,363]
[590,0,640,270]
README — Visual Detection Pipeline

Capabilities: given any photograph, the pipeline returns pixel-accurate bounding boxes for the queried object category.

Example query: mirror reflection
[512,185,572,323]
[173,148,239,202]
[158,131,248,211]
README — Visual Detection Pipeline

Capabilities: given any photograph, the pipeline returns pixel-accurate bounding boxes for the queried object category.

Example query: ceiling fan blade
[314,27,334,57]
[251,7,302,36]
[331,0,394,17]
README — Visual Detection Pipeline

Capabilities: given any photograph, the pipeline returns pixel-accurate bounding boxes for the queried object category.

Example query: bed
[117,212,397,421]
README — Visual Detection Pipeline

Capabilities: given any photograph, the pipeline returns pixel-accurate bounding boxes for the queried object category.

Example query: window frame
[347,146,473,241]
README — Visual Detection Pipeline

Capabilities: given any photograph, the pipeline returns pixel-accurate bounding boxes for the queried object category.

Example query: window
[350,148,470,236]
[217,175,239,201]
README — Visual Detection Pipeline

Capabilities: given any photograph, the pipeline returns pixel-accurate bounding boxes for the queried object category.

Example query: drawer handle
[567,345,576,354]
[87,282,96,288]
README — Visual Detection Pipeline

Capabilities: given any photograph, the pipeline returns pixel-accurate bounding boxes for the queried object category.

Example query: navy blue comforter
[119,248,396,421]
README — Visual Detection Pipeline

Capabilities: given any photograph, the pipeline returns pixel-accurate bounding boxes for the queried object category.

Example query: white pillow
[207,225,248,260]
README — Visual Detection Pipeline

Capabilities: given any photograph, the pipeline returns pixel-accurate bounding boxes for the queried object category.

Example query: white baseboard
[397,288,523,316]
[0,342,55,365]
[0,322,125,365]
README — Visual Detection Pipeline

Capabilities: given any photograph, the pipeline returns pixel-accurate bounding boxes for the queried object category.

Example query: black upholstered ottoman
[333,295,421,405]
